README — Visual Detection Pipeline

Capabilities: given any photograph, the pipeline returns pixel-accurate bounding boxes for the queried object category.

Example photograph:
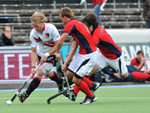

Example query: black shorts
[38,55,58,66]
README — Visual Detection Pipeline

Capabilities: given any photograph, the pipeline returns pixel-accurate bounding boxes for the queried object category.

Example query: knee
[45,72,53,78]
[72,74,82,85]
[72,76,81,85]
[72,78,76,83]
[36,69,44,78]
[120,71,128,79]
[65,71,74,79]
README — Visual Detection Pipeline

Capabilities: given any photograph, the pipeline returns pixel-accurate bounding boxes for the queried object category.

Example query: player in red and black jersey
[83,12,150,82]
[68,12,150,103]
[92,26,122,59]
[63,19,96,54]
[56,7,100,104]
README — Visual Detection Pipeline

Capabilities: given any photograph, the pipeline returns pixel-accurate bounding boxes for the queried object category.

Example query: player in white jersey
[18,12,65,103]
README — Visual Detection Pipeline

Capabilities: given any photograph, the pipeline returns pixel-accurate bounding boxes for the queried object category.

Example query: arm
[13,44,17,47]
[146,0,150,19]
[40,40,59,64]
[63,40,78,68]
[113,73,121,78]
[48,24,61,55]
[30,33,38,73]
[134,59,144,70]
[146,65,149,72]
[143,0,149,21]
[31,47,37,67]
[100,0,107,11]
[56,33,69,58]
[31,47,37,75]
[10,35,17,46]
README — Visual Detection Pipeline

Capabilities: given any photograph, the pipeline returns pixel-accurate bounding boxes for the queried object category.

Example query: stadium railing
[0,1,143,10]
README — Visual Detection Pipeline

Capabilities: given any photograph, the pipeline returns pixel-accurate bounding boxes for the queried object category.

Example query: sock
[77,80,93,98]
[82,76,93,87]
[50,71,63,84]
[73,76,93,95]
[26,77,41,96]
[131,72,150,81]
[73,85,80,95]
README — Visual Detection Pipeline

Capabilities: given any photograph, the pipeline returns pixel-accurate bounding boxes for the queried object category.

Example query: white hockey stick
[5,64,41,105]
[59,58,72,100]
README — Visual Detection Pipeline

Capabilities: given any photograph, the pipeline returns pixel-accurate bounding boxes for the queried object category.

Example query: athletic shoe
[89,82,100,93]
[63,89,77,101]
[58,77,66,92]
[18,92,28,103]
[69,90,77,101]
[80,95,97,104]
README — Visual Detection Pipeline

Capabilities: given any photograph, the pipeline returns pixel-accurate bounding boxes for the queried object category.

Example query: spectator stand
[0,0,146,45]
[0,14,19,24]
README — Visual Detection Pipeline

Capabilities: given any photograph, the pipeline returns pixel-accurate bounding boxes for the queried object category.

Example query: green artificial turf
[0,86,150,113]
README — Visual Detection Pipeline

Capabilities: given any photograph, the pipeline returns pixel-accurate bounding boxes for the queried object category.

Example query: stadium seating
[0,0,145,45]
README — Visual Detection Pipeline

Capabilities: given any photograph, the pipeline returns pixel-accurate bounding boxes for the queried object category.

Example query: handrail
[0,2,143,10]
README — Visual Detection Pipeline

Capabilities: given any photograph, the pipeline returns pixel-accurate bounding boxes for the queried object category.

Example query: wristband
[31,66,36,68]
[57,54,60,57]
[44,52,50,57]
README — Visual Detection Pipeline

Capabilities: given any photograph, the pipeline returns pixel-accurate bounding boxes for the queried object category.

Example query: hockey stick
[47,84,75,104]
[5,64,41,105]
[59,58,72,100]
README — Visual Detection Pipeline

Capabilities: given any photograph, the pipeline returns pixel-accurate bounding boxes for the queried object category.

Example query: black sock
[50,71,63,84]
[26,77,41,96]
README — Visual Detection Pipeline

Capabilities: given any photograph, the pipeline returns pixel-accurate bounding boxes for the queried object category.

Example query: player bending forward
[18,12,65,103]
[56,7,100,104]
[66,12,150,103]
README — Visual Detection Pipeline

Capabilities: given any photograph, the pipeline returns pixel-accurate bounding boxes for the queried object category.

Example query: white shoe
[80,95,97,104]
[90,82,100,93]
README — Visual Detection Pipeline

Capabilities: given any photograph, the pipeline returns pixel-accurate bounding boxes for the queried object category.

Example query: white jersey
[30,23,60,57]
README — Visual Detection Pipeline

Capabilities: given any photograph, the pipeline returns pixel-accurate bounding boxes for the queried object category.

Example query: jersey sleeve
[63,21,76,34]
[51,25,60,42]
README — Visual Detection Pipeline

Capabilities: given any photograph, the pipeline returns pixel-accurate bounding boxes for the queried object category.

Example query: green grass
[0,86,150,113]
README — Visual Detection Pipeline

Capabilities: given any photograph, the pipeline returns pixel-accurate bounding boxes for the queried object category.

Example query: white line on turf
[0,84,150,92]
[1,97,150,100]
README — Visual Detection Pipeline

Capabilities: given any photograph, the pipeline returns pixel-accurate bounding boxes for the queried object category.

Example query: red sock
[73,76,93,95]
[131,72,150,81]
[73,85,80,95]
[77,80,93,98]
[82,76,93,87]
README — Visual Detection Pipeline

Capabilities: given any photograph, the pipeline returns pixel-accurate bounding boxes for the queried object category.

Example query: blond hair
[60,7,74,18]
[30,12,48,23]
